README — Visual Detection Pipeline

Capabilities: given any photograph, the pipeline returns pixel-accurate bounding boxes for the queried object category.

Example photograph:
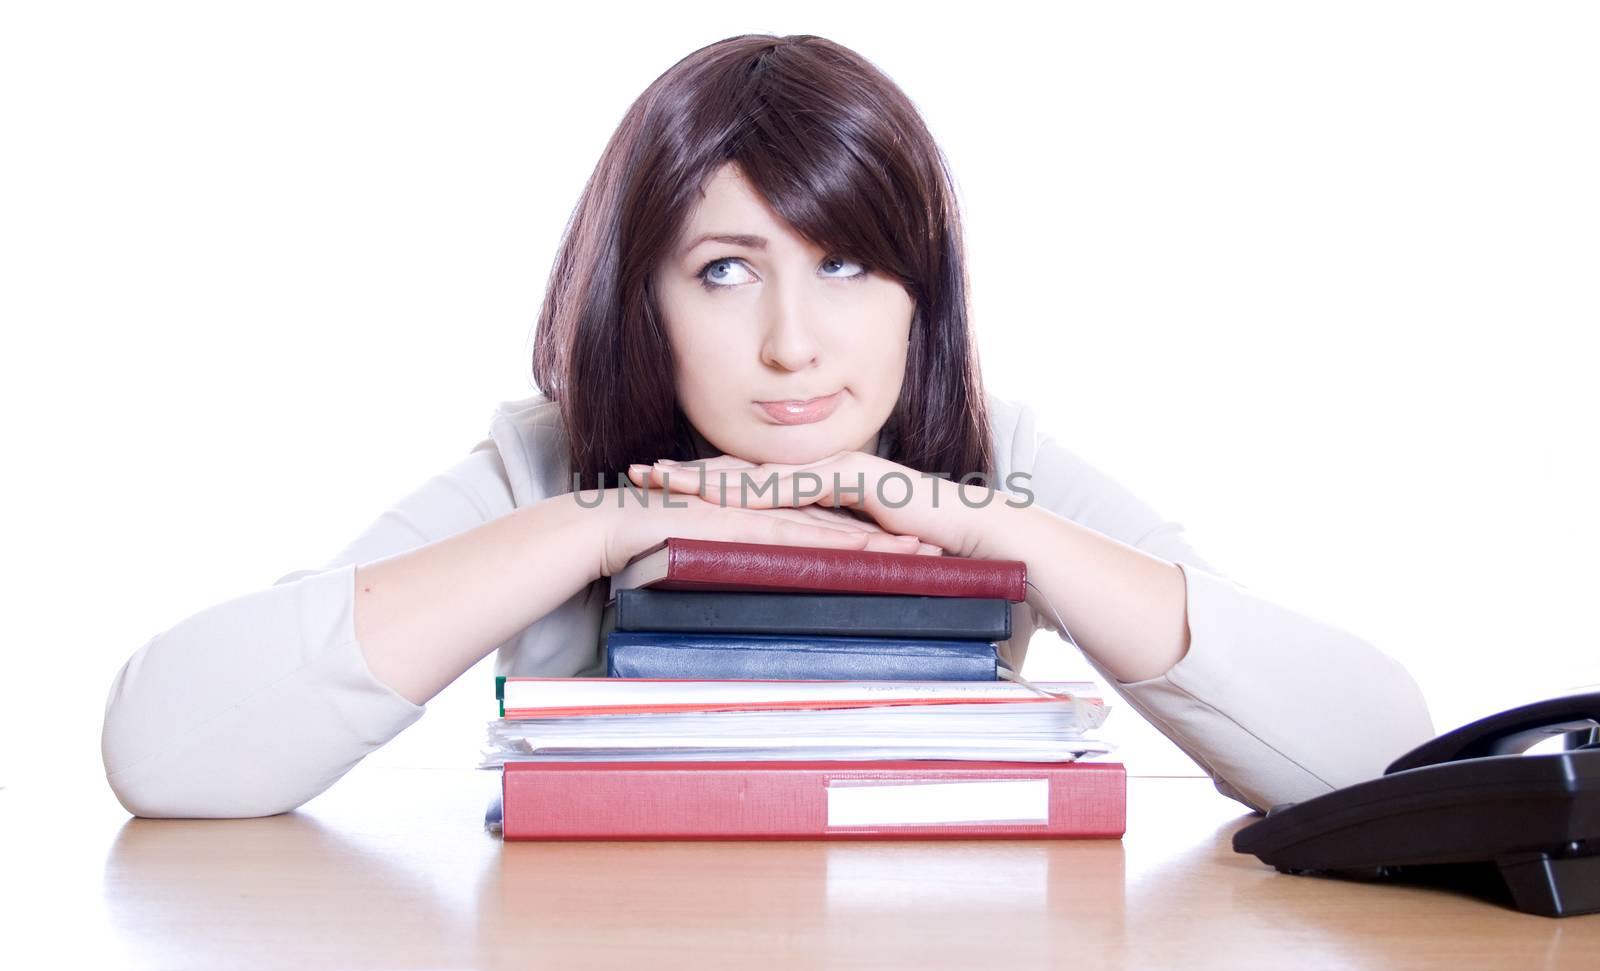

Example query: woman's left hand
[625,450,1004,558]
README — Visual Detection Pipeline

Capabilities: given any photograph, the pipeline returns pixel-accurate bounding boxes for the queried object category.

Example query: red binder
[500,760,1125,840]
[606,537,1029,602]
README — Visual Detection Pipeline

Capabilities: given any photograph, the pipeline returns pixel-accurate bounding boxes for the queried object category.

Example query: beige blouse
[100,391,1436,818]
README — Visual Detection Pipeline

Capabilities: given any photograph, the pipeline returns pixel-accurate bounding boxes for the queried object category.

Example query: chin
[753,427,857,465]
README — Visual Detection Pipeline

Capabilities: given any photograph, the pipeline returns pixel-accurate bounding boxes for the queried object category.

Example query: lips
[756,389,843,425]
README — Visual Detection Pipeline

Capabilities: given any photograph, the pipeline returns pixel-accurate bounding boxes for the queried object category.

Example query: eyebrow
[681,233,769,257]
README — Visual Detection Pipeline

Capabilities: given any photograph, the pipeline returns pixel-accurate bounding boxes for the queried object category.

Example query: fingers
[779,502,941,554]
[659,455,755,473]
[622,468,944,556]
[627,463,726,500]
[630,460,855,508]
[790,504,876,532]
[749,513,874,550]
[865,534,931,554]
[748,506,919,553]
[761,505,870,532]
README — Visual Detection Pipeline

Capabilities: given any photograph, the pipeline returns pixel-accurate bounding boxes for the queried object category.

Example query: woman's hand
[626,451,1003,560]
[585,471,938,579]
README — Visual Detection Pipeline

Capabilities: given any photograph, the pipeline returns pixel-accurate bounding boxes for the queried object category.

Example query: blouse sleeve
[1023,422,1436,814]
[100,441,516,818]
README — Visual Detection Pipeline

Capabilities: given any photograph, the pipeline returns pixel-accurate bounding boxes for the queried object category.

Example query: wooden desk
[4,767,1594,969]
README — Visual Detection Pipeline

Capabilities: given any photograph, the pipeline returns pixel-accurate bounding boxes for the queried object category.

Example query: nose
[758,278,821,372]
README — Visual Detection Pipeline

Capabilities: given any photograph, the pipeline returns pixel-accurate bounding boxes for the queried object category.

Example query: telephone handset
[1233,692,1600,917]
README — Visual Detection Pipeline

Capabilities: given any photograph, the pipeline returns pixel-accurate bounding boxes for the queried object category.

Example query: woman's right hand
[579,481,941,579]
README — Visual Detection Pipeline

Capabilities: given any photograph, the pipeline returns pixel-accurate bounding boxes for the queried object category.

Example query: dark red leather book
[500,760,1125,840]
[606,538,1028,602]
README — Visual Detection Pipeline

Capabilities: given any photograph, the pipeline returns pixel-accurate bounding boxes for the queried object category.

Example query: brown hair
[532,33,993,490]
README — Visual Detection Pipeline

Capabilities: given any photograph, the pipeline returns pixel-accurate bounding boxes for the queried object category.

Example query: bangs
[638,41,944,294]
[725,105,928,287]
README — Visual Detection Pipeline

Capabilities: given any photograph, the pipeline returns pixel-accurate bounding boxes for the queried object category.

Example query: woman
[101,33,1433,819]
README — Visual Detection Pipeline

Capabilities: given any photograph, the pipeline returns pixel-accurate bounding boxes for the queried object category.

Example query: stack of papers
[482,679,1113,765]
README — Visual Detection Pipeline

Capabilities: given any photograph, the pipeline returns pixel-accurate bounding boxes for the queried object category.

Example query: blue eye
[697,258,756,290]
[695,255,871,291]
[820,257,868,279]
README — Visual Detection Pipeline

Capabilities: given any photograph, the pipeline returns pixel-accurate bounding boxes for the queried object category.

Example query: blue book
[605,631,1005,680]
[613,589,1012,640]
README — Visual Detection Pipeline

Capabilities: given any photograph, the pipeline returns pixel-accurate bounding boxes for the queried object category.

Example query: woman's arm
[968,502,1192,683]
[351,491,605,706]
[962,417,1435,814]
[353,476,927,705]
[100,447,551,818]
[101,444,888,819]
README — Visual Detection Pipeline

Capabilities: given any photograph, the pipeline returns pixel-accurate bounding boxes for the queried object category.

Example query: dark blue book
[604,631,1005,680]
[613,589,1012,640]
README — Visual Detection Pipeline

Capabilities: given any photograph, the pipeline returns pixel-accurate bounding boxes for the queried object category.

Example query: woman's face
[650,162,914,465]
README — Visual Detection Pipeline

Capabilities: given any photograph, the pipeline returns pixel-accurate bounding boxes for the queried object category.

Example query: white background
[2,2,1596,789]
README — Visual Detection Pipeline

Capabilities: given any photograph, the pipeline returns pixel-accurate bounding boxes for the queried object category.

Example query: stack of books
[482,538,1124,840]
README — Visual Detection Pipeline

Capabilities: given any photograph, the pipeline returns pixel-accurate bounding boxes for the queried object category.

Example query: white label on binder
[826,779,1049,827]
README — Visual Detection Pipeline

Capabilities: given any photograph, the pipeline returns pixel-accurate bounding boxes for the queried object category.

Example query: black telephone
[1232,692,1600,917]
